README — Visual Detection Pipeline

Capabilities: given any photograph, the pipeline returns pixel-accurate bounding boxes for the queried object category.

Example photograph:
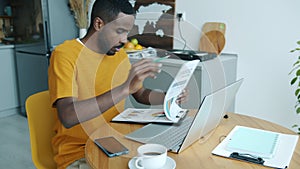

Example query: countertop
[0,43,14,49]
[129,52,238,68]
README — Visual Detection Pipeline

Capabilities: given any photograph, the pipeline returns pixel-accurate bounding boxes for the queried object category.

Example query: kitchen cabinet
[15,47,49,116]
[0,45,19,118]
[126,53,238,111]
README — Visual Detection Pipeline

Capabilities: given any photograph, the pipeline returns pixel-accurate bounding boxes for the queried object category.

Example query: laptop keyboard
[145,117,193,151]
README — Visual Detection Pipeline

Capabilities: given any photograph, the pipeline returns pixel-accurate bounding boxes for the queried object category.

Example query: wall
[175,0,300,132]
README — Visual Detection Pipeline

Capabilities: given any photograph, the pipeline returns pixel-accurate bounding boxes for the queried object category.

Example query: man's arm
[132,87,189,106]
[55,59,162,128]
[132,88,165,105]
[55,84,130,128]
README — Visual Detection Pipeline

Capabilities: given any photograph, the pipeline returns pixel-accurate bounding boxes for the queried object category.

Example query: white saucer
[128,156,176,169]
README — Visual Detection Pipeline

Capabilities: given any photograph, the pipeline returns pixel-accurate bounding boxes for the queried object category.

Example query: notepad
[226,127,279,159]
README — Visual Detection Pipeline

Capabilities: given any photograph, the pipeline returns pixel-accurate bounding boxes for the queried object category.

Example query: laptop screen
[178,79,243,153]
[125,79,243,153]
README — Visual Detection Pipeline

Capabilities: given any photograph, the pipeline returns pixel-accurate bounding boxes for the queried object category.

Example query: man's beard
[106,43,125,56]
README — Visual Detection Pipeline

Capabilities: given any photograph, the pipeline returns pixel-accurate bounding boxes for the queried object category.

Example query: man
[48,0,188,168]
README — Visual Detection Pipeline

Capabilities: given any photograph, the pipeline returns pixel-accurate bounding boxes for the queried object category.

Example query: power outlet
[176,12,186,21]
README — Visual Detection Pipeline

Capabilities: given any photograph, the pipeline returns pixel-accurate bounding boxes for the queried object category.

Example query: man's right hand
[125,59,162,94]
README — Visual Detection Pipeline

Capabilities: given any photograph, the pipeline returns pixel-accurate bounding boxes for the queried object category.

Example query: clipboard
[212,125,299,168]
[226,126,279,159]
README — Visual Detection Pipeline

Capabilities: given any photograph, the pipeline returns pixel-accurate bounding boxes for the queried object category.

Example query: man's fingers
[127,59,163,94]
[130,61,162,78]
[131,59,162,72]
[176,89,189,104]
[132,71,158,82]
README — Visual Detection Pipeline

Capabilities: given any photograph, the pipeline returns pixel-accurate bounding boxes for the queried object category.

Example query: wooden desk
[85,113,300,169]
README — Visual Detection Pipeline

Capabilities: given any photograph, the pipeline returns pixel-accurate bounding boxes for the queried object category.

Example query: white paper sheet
[112,60,199,124]
[164,60,199,121]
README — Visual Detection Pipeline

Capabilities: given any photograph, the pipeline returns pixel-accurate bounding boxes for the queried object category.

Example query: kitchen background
[1,0,300,132]
[0,0,300,168]
[0,1,78,166]
[0,0,77,117]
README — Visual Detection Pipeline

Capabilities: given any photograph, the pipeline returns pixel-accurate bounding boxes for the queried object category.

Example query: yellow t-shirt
[48,39,131,169]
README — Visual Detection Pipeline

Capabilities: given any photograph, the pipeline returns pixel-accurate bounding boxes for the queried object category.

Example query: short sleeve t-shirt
[48,39,131,168]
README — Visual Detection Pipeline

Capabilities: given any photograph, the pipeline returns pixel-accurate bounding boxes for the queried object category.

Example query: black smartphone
[94,136,129,157]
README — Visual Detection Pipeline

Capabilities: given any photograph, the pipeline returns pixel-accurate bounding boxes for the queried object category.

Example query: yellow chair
[25,90,57,169]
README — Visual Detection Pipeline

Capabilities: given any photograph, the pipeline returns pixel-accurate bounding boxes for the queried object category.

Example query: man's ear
[94,17,104,30]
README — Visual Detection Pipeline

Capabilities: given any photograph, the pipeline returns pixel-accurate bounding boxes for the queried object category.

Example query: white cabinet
[0,45,19,118]
[126,53,238,111]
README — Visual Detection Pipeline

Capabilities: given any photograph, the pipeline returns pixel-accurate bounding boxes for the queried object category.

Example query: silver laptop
[126,79,243,153]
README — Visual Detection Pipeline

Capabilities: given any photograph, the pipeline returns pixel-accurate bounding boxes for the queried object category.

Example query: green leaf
[297,107,300,114]
[297,69,300,76]
[297,40,300,45]
[296,89,300,96]
[291,77,297,85]
[296,48,300,51]
[292,124,298,128]
[290,49,295,53]
[289,65,300,75]
[293,61,300,66]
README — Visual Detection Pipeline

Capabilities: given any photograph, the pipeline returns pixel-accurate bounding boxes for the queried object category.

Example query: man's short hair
[90,0,136,26]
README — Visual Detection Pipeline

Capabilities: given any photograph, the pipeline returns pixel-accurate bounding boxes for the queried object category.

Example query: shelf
[0,16,13,19]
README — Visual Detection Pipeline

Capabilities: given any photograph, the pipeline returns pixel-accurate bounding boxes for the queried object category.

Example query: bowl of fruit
[124,38,144,52]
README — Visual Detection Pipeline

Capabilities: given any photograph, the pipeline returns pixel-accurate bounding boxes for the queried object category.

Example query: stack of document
[111,108,187,124]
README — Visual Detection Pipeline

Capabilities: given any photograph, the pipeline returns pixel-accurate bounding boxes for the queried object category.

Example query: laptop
[125,79,243,153]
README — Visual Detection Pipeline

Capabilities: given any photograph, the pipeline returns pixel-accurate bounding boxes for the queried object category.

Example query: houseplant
[68,0,91,37]
[289,40,300,134]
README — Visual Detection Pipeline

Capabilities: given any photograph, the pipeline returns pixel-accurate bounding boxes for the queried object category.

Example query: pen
[153,55,170,62]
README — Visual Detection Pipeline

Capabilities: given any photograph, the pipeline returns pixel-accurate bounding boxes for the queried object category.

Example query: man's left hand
[176,89,189,104]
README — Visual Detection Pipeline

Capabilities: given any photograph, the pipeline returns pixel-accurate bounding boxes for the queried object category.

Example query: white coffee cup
[135,144,167,169]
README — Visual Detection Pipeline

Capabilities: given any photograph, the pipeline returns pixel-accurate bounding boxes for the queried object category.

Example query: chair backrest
[25,90,57,169]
